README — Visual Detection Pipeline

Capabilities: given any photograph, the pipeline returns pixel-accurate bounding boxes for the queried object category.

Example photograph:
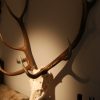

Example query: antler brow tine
[0,33,24,51]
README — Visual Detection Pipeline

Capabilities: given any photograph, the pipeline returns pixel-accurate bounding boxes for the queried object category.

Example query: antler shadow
[44,40,90,100]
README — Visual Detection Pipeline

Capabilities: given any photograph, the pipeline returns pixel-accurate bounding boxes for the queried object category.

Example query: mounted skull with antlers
[0,0,96,100]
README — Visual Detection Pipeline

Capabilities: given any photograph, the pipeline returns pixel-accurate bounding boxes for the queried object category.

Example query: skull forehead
[29,69,53,90]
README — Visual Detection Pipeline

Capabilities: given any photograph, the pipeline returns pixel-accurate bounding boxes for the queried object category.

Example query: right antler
[0,0,37,76]
[20,0,96,79]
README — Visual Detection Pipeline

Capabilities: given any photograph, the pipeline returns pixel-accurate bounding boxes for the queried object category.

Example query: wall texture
[0,0,100,100]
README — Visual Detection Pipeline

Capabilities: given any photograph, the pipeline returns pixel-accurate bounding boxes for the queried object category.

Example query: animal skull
[29,69,53,100]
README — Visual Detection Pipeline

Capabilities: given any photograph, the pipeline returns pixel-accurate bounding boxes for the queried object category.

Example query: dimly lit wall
[0,0,100,100]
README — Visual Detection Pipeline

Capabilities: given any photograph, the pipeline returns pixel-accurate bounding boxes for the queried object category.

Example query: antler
[0,0,37,76]
[22,0,96,79]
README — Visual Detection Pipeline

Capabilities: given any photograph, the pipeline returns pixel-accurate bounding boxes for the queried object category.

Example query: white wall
[0,0,100,100]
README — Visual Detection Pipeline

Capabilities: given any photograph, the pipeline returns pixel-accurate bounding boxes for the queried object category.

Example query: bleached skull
[29,69,53,100]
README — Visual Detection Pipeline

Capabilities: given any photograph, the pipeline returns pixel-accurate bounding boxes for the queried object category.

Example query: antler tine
[0,33,24,51]
[20,0,29,20]
[4,0,19,21]
[4,0,29,21]
[23,0,96,79]
[0,65,31,76]
[0,56,31,76]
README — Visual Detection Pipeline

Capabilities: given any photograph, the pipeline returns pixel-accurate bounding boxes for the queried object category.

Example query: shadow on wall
[26,0,82,40]
[45,53,90,100]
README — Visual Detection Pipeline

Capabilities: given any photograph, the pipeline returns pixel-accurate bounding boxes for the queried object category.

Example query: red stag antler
[0,0,37,75]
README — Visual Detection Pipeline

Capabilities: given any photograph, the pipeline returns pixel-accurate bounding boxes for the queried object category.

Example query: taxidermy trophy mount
[0,0,96,100]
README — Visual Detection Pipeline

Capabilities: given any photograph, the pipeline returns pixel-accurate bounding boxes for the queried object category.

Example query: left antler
[21,0,96,79]
[0,0,37,76]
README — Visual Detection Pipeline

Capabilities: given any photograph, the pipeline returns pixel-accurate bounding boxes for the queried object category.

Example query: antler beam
[0,0,37,76]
